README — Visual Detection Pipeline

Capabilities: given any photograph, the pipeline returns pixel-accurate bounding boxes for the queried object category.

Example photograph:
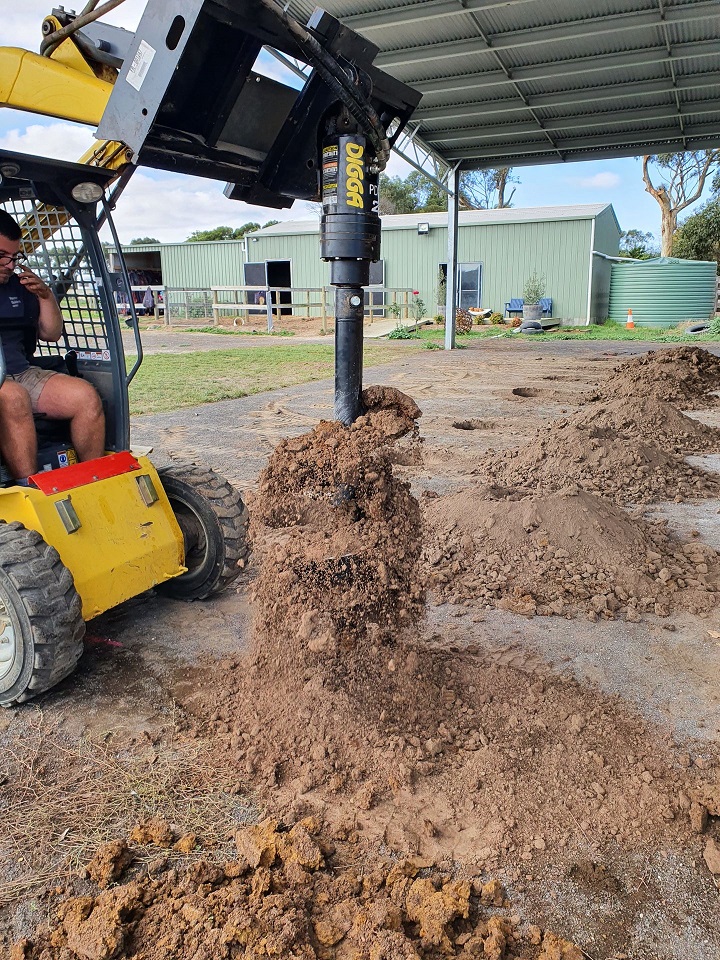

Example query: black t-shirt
[0,274,39,375]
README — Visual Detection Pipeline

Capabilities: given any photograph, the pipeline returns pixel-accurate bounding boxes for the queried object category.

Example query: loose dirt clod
[14,818,583,960]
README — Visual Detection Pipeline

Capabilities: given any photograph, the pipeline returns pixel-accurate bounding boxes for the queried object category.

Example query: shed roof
[287,0,720,169]
[254,203,617,235]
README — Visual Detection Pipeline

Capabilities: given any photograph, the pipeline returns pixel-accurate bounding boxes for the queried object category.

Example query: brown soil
[6,345,720,960]
[423,486,719,620]
[250,385,425,651]
[479,347,720,504]
[597,345,720,409]
[13,818,584,960]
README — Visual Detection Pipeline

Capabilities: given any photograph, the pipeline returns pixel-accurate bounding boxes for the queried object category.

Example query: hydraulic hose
[257,0,390,170]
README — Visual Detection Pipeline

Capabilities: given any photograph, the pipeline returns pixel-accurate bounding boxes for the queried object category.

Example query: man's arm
[17,267,63,341]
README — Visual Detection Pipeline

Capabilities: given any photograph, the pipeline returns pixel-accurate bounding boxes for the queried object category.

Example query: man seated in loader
[0,210,105,484]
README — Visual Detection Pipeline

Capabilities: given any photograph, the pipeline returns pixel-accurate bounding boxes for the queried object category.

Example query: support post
[445,164,460,351]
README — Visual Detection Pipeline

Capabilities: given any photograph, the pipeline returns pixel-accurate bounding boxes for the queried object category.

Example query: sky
[2,1,714,246]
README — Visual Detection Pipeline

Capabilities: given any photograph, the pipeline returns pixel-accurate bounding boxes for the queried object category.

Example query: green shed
[247,204,620,323]
[116,203,620,323]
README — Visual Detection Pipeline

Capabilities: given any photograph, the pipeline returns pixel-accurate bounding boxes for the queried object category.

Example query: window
[458,262,482,309]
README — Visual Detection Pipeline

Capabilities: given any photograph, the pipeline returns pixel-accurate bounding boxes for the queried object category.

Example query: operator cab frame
[0,150,137,480]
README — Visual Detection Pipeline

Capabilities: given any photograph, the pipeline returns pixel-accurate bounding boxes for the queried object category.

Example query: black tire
[0,522,85,707]
[157,464,250,600]
[520,321,542,332]
[688,323,709,335]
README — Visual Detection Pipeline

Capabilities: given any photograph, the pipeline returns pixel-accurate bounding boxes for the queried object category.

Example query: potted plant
[522,272,545,322]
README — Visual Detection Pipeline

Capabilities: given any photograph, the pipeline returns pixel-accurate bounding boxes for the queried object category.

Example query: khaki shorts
[7,366,58,411]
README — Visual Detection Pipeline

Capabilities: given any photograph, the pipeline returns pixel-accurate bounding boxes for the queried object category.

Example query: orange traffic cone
[626,309,635,329]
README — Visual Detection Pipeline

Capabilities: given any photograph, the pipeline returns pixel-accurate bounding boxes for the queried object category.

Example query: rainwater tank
[608,257,717,328]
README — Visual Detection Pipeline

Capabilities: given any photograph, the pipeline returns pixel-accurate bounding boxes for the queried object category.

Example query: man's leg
[35,373,105,462]
[0,380,37,478]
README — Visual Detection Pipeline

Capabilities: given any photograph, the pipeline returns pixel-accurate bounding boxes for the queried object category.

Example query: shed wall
[124,212,616,323]
[253,218,597,321]
[160,241,245,289]
[589,207,622,321]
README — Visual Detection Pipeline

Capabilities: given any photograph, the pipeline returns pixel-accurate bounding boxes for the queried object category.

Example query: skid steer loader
[0,150,250,706]
[0,0,419,706]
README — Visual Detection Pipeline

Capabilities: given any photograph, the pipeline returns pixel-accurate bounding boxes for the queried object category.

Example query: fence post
[266,290,274,333]
[321,287,327,334]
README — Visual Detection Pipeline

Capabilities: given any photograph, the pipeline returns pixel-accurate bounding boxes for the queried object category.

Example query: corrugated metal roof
[255,204,613,235]
[286,0,720,168]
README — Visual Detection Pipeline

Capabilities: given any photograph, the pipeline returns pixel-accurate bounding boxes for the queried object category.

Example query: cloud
[577,172,621,189]
[103,170,301,243]
[0,120,96,162]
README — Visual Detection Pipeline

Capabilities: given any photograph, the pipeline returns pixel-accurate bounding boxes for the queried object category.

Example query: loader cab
[0,150,135,480]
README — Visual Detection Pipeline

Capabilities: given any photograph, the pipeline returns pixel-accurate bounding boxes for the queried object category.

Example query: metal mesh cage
[1,198,110,359]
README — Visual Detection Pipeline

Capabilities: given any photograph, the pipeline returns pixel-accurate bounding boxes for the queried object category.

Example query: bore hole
[141,108,148,116]
[306,159,315,168]
[166,15,185,50]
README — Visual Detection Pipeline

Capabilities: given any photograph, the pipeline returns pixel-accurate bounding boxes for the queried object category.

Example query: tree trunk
[660,206,677,257]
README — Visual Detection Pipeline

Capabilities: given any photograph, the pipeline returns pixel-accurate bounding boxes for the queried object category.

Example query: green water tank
[608,257,717,328]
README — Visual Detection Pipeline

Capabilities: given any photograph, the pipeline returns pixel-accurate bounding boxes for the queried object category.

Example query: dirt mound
[597,345,720,408]
[574,394,720,454]
[479,418,719,504]
[423,486,719,619]
[250,385,425,651]
[480,348,720,504]
[13,819,584,960]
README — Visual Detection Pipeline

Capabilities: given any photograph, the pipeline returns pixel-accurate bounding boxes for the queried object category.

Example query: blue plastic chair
[540,297,553,318]
[505,297,523,318]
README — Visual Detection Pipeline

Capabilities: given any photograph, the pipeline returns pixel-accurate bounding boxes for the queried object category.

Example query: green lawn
[126,342,419,415]
[412,319,720,346]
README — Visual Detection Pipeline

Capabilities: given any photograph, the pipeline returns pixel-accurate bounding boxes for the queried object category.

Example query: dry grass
[0,707,257,906]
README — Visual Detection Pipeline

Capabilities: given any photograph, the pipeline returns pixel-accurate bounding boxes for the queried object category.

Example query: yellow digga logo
[346,141,364,208]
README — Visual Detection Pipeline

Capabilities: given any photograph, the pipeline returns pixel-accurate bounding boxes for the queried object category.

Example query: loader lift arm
[1,1,420,423]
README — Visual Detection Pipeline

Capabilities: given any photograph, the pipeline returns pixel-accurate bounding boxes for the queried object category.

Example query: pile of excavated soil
[13,818,585,960]
[422,486,719,619]
[574,395,720,454]
[173,378,719,875]
[250,385,425,652]
[596,345,720,409]
[478,419,719,504]
[479,347,720,504]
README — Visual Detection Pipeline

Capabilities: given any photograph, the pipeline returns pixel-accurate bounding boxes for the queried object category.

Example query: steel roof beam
[366,0,717,50]
[445,122,720,160]
[343,0,541,31]
[455,134,720,168]
[426,100,720,141]
[409,39,718,94]
[416,72,720,123]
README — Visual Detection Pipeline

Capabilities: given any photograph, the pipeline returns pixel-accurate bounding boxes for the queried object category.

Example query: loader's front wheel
[0,523,85,708]
[157,464,250,601]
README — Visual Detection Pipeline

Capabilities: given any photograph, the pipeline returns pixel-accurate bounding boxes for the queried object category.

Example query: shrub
[387,323,419,340]
[488,311,505,325]
[411,296,427,322]
[522,272,546,304]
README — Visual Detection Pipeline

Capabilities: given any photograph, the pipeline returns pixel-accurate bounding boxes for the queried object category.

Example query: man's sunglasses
[0,252,28,267]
